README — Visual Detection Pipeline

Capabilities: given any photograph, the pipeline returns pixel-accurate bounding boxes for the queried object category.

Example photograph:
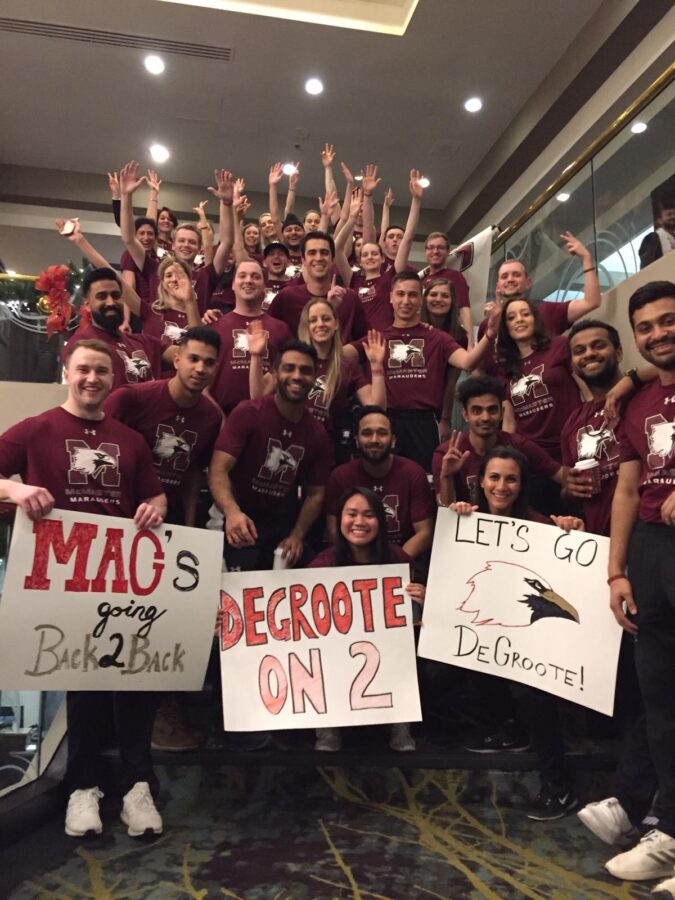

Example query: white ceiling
[0,0,612,212]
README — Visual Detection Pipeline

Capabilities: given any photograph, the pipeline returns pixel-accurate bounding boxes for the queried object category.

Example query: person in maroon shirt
[324,407,435,561]
[209,260,293,414]
[309,486,424,752]
[418,231,473,337]
[433,375,562,507]
[209,340,333,572]
[268,232,368,342]
[605,282,675,886]
[120,217,160,306]
[261,241,291,309]
[0,339,166,839]
[346,272,501,472]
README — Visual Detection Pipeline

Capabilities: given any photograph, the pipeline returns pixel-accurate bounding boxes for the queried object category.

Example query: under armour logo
[175,415,186,423]
[373,485,383,492]
[282,429,292,437]
[84,429,97,435]
[664,396,675,405]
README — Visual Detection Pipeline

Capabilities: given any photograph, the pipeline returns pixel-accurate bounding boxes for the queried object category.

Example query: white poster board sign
[448,225,496,320]
[0,507,223,690]
[418,509,622,715]
[218,564,421,731]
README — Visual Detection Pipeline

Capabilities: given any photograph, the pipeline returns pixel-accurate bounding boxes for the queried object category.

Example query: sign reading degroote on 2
[0,507,223,690]
[218,564,421,731]
[418,509,622,715]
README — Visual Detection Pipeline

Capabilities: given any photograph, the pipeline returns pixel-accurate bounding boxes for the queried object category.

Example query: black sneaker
[527,784,579,821]
[465,728,531,754]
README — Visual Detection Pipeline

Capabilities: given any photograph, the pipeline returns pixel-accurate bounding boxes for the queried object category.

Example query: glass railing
[487,66,675,304]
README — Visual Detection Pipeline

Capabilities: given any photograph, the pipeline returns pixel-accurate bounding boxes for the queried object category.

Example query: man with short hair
[432,375,562,506]
[604,281,675,888]
[209,339,333,571]
[419,231,472,337]
[261,241,291,309]
[268,232,368,341]
[0,339,166,838]
[120,215,160,305]
[210,260,293,414]
[380,225,404,274]
[324,406,435,560]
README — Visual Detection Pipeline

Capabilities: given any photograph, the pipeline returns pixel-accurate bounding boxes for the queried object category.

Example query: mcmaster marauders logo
[66,440,121,487]
[645,414,675,470]
[382,494,400,531]
[576,423,618,461]
[308,375,329,409]
[388,339,425,368]
[257,438,305,484]
[117,349,153,382]
[509,365,548,405]
[152,425,198,472]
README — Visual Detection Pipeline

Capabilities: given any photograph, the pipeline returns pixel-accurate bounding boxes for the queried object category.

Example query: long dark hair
[421,277,464,343]
[475,446,530,519]
[496,298,551,380]
[334,487,392,566]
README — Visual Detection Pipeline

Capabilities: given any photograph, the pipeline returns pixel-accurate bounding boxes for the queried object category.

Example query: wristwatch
[624,368,643,391]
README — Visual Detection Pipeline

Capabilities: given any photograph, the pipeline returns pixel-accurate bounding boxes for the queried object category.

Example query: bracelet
[607,574,626,585]
[582,266,595,274]
[371,367,384,374]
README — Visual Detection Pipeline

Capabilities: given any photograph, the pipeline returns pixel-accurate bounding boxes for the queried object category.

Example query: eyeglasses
[426,244,448,252]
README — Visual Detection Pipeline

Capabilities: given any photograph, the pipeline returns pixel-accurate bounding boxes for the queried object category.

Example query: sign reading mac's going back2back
[0,508,223,690]
[418,509,622,715]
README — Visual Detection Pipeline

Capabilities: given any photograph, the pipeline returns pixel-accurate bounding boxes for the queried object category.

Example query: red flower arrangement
[35,265,75,337]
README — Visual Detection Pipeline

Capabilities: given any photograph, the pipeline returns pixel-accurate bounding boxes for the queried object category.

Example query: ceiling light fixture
[630,121,647,134]
[6,269,17,276]
[282,163,298,176]
[305,77,324,95]
[144,54,165,75]
[556,192,570,202]
[464,97,482,113]
[149,143,170,163]
[355,174,363,182]
[418,176,430,188]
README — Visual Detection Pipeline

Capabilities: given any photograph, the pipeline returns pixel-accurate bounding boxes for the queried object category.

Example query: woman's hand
[363,330,385,367]
[450,501,478,515]
[246,318,268,356]
[406,583,425,607]
[550,514,585,532]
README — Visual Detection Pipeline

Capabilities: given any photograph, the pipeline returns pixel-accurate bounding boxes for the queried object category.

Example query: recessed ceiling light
[282,162,298,176]
[6,269,16,276]
[464,97,482,113]
[305,77,323,95]
[556,192,570,202]
[355,174,363,182]
[418,176,430,188]
[144,54,165,75]
[631,121,647,134]
[150,143,170,163]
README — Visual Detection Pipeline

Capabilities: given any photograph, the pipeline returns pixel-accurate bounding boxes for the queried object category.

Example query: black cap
[263,241,290,258]
[282,213,303,230]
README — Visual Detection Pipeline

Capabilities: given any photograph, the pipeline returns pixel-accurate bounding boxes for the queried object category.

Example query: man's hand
[234,177,246,199]
[118,321,133,334]
[107,171,120,200]
[192,199,209,218]
[409,169,424,200]
[564,467,595,499]
[327,276,346,308]
[440,431,470,479]
[383,187,394,208]
[5,483,55,520]
[361,163,381,197]
[560,230,592,263]
[119,161,147,196]
[234,194,251,220]
[134,503,164,529]
[321,143,336,168]
[55,218,82,242]
[348,187,363,220]
[207,169,234,205]
[146,169,162,194]
[246,318,268,356]
[277,533,303,567]
[225,510,258,547]
[661,491,675,526]
[319,190,339,218]
[288,163,300,191]
[609,577,638,634]
[485,302,503,340]
[269,162,284,186]
[550,514,585,532]
[340,162,355,185]
[450,501,478,515]
[363,330,385,367]
[202,309,221,325]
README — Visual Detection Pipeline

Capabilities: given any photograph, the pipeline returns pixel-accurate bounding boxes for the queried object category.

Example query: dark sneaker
[465,728,531,754]
[527,784,578,821]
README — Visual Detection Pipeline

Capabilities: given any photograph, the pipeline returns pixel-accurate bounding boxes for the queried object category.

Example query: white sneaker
[389,723,416,752]
[606,830,675,881]
[315,728,342,751]
[120,782,163,837]
[577,797,639,846]
[65,787,103,837]
[652,873,675,897]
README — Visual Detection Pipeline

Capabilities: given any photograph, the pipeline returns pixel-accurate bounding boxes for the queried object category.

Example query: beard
[579,361,621,388]
[92,307,124,333]
[359,445,393,464]
[641,338,675,371]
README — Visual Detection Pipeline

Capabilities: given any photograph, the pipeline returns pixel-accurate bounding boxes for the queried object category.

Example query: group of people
[0,148,674,892]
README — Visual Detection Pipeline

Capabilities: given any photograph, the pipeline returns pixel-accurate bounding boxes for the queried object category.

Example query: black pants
[224,504,298,572]
[627,521,675,837]
[511,682,569,793]
[66,691,159,796]
[388,409,439,474]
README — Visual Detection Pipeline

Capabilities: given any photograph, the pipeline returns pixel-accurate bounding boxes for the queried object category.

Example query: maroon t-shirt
[349,269,395,331]
[419,266,470,310]
[478,300,572,340]
[308,543,411,568]
[192,263,220,315]
[120,249,159,305]
[561,400,621,536]
[139,301,189,344]
[619,380,675,524]
[432,430,560,503]
[361,323,461,413]
[268,284,368,342]
[502,335,581,461]
[324,456,435,546]
[210,311,293,414]
[263,274,290,311]
[307,358,367,436]
[103,381,222,511]
[214,396,334,518]
[64,324,162,389]
[0,407,162,517]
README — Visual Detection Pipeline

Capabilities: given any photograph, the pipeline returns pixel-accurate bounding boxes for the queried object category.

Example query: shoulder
[329,459,359,483]
[308,547,336,568]
[391,545,413,564]
[394,455,428,479]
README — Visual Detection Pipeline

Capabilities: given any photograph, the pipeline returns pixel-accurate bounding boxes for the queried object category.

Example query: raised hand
[55,218,81,241]
[119,161,147,196]
[321,143,336,167]
[207,169,234,204]
[246,318,268,356]
[168,265,197,305]
[288,163,300,191]
[362,163,381,196]
[383,187,394,208]
[363,329,385,367]
[440,430,471,478]
[409,168,424,199]
[349,187,363,220]
[234,177,246,198]
[269,162,284,186]
[146,169,162,193]
[560,230,591,262]
[193,199,209,217]
[340,161,355,184]
[485,301,503,340]
[327,275,346,308]
[319,190,338,218]
[234,195,251,219]
[107,171,120,200]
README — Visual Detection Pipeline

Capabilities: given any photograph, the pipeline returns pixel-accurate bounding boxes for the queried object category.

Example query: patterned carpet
[3,763,658,899]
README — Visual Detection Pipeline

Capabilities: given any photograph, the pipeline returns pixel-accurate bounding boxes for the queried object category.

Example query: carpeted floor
[2,763,659,899]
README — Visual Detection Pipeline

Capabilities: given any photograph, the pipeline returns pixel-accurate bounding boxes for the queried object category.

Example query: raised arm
[394,170,422,272]
[561,231,601,323]
[321,143,341,224]
[284,164,300,218]
[108,171,121,227]
[145,169,161,221]
[448,304,501,371]
[118,160,148,270]
[379,188,393,251]
[232,195,252,264]
[268,163,284,240]
[333,162,355,241]
[207,169,235,276]
[361,163,381,246]
[193,200,214,265]
[318,190,339,233]
[334,189,362,286]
